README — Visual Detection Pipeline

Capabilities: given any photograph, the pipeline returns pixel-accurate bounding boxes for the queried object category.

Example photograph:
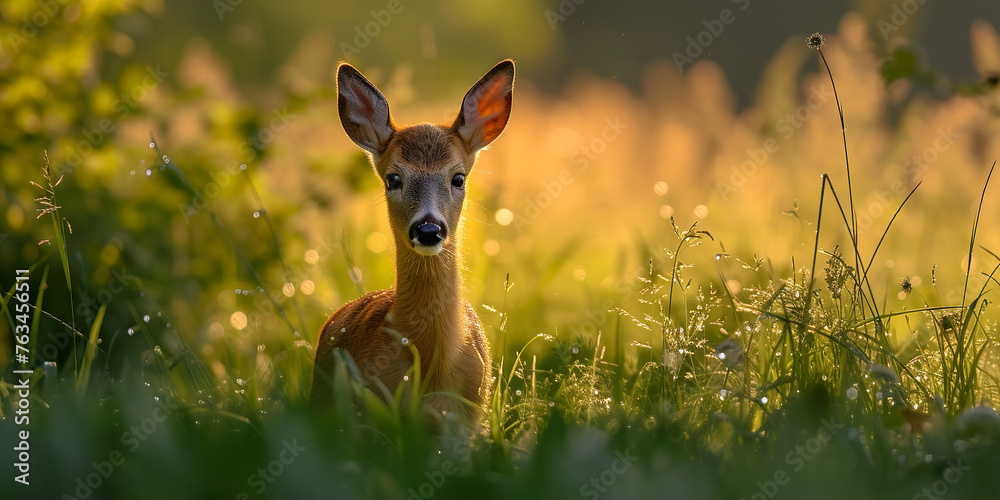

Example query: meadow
[2,3,1000,499]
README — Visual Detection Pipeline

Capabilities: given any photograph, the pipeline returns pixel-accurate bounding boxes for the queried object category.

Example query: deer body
[311,60,514,423]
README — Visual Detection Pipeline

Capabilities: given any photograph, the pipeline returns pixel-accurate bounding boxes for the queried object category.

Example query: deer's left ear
[453,59,514,153]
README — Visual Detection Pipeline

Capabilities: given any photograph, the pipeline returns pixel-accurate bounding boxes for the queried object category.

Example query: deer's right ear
[337,63,394,155]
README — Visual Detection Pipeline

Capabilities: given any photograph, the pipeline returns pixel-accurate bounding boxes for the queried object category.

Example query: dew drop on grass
[760,396,768,404]
[130,170,135,176]
[847,386,859,399]
[401,337,409,345]
[572,346,579,354]
[515,390,521,397]
[240,164,247,171]
[145,169,152,177]
[348,266,363,283]
[253,211,260,219]
[718,352,726,360]
[403,375,409,381]
[143,314,150,323]
[127,327,134,336]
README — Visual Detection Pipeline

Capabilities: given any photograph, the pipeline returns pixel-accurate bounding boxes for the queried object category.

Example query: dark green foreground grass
[2,340,999,500]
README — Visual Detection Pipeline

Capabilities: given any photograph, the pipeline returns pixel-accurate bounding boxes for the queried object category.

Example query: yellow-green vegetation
[2,2,1000,499]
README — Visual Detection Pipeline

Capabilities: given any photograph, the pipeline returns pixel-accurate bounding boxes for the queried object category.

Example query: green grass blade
[76,304,106,394]
[961,161,995,310]
[27,266,50,369]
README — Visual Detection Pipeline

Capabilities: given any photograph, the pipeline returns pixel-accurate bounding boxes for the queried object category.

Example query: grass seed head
[806,32,825,50]
[900,276,913,295]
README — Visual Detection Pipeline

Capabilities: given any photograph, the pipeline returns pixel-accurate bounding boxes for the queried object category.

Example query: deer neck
[391,239,463,372]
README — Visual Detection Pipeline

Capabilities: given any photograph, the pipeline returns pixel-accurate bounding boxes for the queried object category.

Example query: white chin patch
[412,241,444,256]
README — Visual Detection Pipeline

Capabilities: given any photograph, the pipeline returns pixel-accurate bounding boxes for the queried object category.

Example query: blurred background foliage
[1,0,1000,498]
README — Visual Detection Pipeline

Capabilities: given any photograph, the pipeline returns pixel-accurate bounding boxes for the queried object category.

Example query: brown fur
[311,60,514,424]
[311,245,492,420]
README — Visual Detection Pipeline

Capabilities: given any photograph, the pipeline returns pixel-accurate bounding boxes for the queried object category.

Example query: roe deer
[311,60,514,424]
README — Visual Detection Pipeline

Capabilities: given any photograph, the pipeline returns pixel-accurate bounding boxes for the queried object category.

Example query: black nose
[409,220,446,246]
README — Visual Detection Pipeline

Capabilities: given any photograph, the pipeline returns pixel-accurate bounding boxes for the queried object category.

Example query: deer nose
[409,219,447,247]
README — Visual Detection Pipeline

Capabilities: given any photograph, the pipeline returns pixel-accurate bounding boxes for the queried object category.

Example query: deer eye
[385,173,402,190]
[451,173,465,189]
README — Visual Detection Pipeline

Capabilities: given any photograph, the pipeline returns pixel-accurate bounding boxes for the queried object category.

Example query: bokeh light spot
[495,208,514,226]
[483,239,500,256]
[208,322,225,340]
[230,312,247,330]
[304,249,319,264]
[366,232,388,253]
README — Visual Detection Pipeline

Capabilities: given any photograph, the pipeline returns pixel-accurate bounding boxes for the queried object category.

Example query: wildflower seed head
[806,32,825,50]
[823,247,852,300]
